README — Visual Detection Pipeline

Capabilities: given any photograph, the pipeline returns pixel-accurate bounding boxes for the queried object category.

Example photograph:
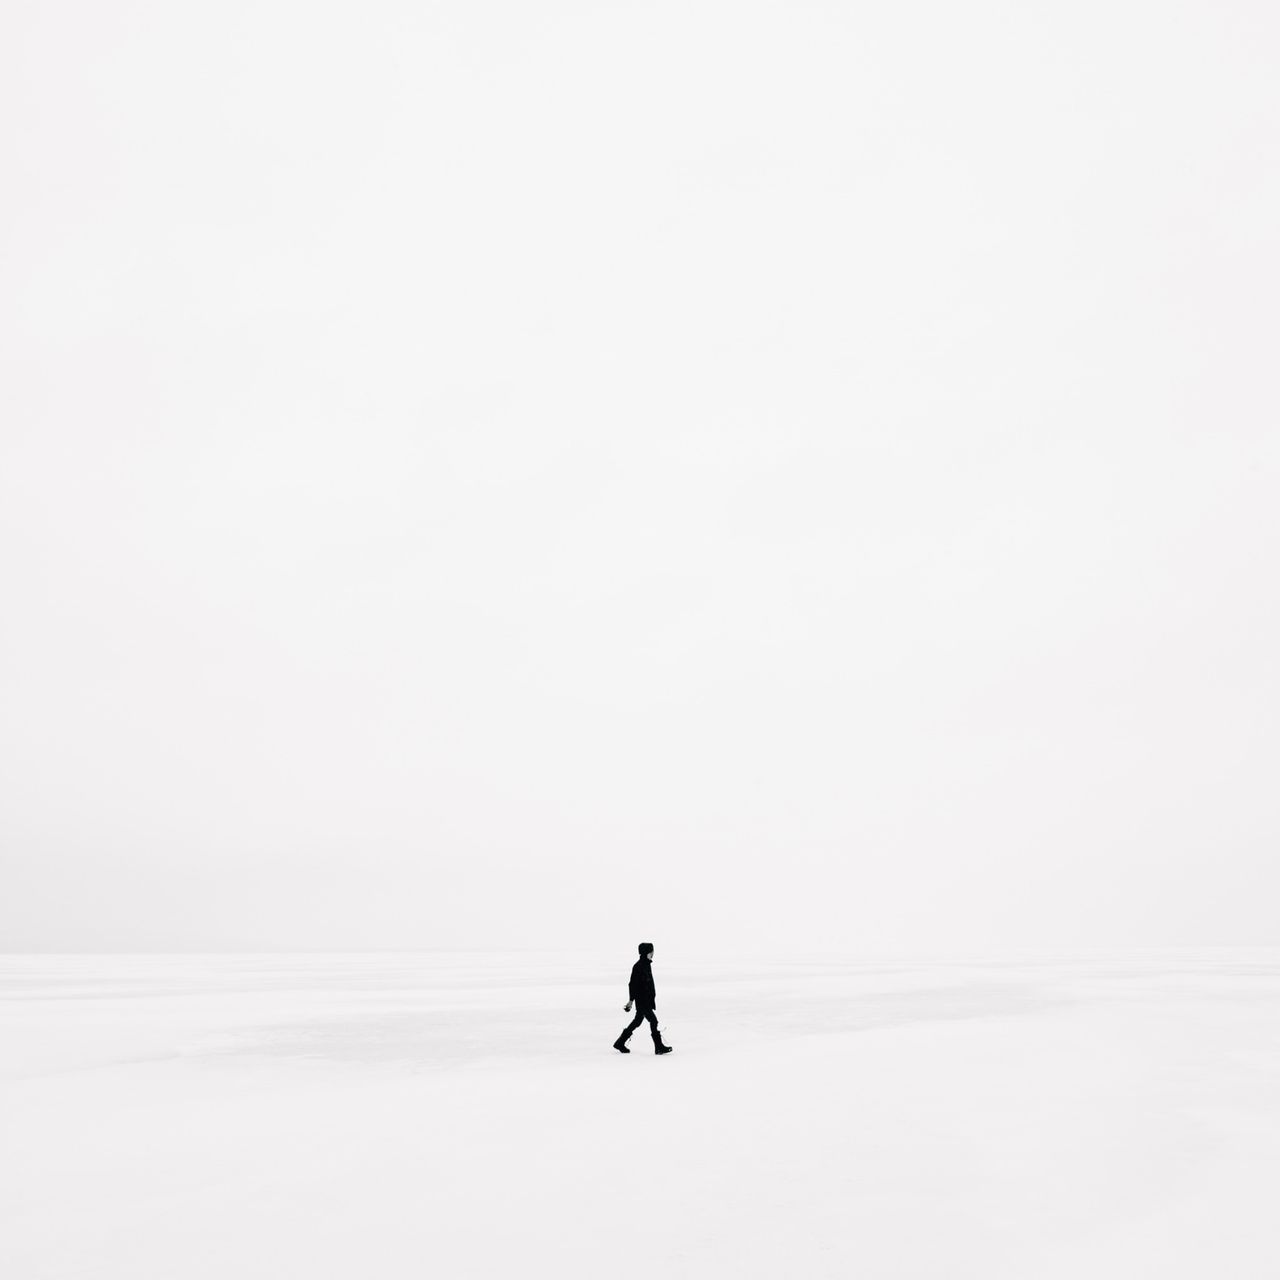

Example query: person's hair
[638,942,654,956]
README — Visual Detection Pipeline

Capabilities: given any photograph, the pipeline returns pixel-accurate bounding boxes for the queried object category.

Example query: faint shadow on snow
[197,979,1072,1072]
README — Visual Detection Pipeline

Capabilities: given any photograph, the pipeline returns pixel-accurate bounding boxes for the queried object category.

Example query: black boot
[613,1036,631,1054]
[653,1036,673,1055]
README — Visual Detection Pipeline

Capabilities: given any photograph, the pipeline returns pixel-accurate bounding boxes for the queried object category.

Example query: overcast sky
[2,0,1277,954]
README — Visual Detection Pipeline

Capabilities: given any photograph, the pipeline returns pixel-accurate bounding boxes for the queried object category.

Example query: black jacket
[629,957,656,1009]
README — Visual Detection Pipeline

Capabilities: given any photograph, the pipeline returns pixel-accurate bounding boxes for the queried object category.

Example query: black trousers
[618,1005,660,1044]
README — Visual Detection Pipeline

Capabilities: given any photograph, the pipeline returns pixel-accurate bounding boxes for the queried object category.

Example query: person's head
[638,942,654,960]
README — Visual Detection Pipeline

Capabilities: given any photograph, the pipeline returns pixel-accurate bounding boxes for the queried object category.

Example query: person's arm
[625,964,637,1011]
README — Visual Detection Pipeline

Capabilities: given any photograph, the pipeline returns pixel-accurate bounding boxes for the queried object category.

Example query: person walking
[613,943,673,1055]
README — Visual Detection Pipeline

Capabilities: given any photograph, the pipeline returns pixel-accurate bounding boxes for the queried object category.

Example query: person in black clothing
[613,943,673,1055]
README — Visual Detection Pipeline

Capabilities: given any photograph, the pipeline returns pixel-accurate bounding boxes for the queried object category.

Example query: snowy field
[3,950,1279,1279]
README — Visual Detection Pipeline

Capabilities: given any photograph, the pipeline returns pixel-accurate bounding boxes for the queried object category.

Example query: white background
[3,0,1278,954]
[5,951,1280,1279]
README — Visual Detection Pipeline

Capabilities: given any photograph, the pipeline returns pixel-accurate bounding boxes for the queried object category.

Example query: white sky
[2,0,1277,953]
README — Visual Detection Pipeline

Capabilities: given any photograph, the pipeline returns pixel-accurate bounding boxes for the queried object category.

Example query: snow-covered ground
[3,950,1279,1278]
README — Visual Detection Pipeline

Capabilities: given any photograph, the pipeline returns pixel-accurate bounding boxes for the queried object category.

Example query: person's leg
[614,1007,645,1050]
[643,1008,672,1053]
[644,1007,667,1051]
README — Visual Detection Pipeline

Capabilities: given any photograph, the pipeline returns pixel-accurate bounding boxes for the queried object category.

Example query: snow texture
[4,950,1280,1277]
